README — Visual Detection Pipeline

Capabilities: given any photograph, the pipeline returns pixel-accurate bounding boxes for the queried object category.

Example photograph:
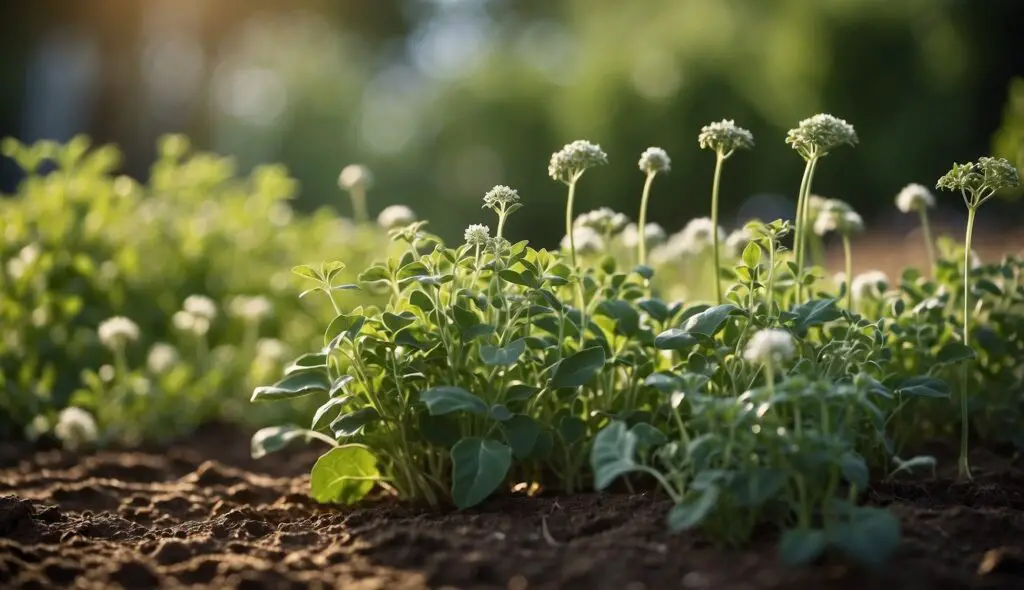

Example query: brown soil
[1,428,1023,590]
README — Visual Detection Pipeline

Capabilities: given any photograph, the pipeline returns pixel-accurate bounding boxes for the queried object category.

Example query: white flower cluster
[654,218,727,262]
[561,226,605,256]
[54,407,99,451]
[895,183,936,213]
[744,329,796,367]
[229,295,273,323]
[575,207,630,237]
[620,222,667,250]
[376,205,417,230]
[147,342,180,374]
[173,295,218,336]
[98,316,140,350]
[638,147,671,175]
[786,114,858,158]
[482,185,521,211]
[852,270,889,302]
[548,140,608,184]
[256,338,288,361]
[725,227,754,258]
[464,224,491,247]
[813,200,864,237]
[698,120,754,155]
[338,164,373,191]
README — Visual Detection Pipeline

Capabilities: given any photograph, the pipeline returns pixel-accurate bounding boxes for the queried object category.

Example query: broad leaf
[251,425,305,459]
[420,386,489,416]
[479,338,527,367]
[502,414,541,459]
[330,408,380,437]
[779,528,827,566]
[840,452,869,490]
[325,313,366,348]
[550,346,606,388]
[654,329,698,351]
[828,507,901,570]
[284,353,328,375]
[681,304,741,338]
[450,438,512,509]
[789,298,841,332]
[506,384,540,402]
[558,416,587,445]
[309,445,379,504]
[251,371,330,402]
[895,376,950,399]
[936,342,976,364]
[490,404,513,421]
[630,423,667,449]
[590,421,639,490]
[312,395,351,430]
[667,485,720,532]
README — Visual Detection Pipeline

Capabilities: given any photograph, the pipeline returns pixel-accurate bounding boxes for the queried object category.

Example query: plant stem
[766,237,777,321]
[919,208,937,276]
[565,180,578,267]
[842,234,853,311]
[792,159,813,302]
[794,155,820,303]
[710,152,725,304]
[959,206,977,480]
[638,172,656,267]
[350,187,368,224]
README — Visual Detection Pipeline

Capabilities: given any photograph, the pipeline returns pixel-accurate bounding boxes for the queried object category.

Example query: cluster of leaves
[0,136,387,441]
[250,190,1014,568]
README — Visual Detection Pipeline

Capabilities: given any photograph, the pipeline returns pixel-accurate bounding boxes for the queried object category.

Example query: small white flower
[147,343,179,374]
[172,310,195,332]
[698,120,754,154]
[678,217,727,254]
[575,208,630,236]
[548,140,608,184]
[54,407,99,451]
[228,295,274,323]
[813,206,863,237]
[338,164,373,191]
[464,224,491,247]
[620,222,667,249]
[744,329,796,366]
[97,316,140,350]
[786,114,858,158]
[561,226,605,256]
[183,295,217,321]
[852,270,889,301]
[376,205,417,230]
[256,338,288,361]
[638,147,671,175]
[895,183,936,213]
[482,185,521,210]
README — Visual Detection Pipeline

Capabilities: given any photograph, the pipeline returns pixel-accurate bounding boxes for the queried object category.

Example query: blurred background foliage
[1,0,1022,249]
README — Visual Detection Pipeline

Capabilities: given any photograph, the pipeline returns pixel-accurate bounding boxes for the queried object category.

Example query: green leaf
[329,375,354,397]
[840,452,869,490]
[828,507,901,570]
[357,265,391,284]
[382,311,416,333]
[499,268,539,288]
[251,371,330,402]
[789,298,841,332]
[420,386,489,416]
[502,414,541,459]
[450,438,512,509]
[644,372,681,393]
[973,278,1003,297]
[309,445,379,504]
[742,241,762,268]
[419,413,461,447]
[558,416,587,445]
[292,264,320,281]
[251,425,305,459]
[550,346,607,388]
[312,395,351,430]
[890,455,937,477]
[895,376,951,399]
[630,423,667,449]
[730,468,787,507]
[634,264,654,280]
[479,338,527,366]
[590,421,639,490]
[654,328,699,351]
[490,404,513,421]
[667,485,720,532]
[779,528,827,566]
[409,290,434,313]
[936,342,976,364]
[330,408,380,437]
[325,313,366,348]
[638,298,670,323]
[506,384,540,402]
[681,304,741,338]
[284,353,328,375]
[596,300,640,336]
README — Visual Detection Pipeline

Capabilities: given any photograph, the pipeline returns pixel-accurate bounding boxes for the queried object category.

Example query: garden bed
[1,428,1023,590]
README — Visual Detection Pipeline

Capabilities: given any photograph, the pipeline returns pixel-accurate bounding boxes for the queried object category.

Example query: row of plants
[0,136,405,443]
[250,116,1022,569]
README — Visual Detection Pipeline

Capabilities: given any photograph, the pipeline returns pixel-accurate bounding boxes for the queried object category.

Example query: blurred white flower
[338,164,373,192]
[25,415,50,441]
[895,183,936,213]
[620,222,667,250]
[561,226,605,256]
[54,407,99,451]
[97,316,140,350]
[184,295,217,321]
[229,295,274,323]
[376,205,417,230]
[99,364,116,383]
[744,329,795,367]
[147,343,179,374]
[256,338,288,362]
[725,227,755,258]
[852,270,889,301]
[575,208,630,237]
[814,205,864,237]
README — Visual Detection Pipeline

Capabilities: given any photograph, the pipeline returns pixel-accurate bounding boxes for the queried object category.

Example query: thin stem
[565,180,578,267]
[919,208,937,276]
[959,206,977,480]
[795,155,820,303]
[350,187,368,225]
[303,429,340,447]
[710,152,725,304]
[792,159,813,301]
[842,234,853,311]
[496,209,507,239]
[638,172,656,266]
[766,238,777,322]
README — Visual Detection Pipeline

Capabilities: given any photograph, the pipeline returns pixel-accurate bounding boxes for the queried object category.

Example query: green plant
[894,184,937,274]
[636,147,671,269]
[935,156,1021,478]
[811,199,864,311]
[698,120,754,304]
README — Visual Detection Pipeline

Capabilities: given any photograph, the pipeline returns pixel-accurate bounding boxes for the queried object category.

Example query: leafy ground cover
[2,430,1023,590]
